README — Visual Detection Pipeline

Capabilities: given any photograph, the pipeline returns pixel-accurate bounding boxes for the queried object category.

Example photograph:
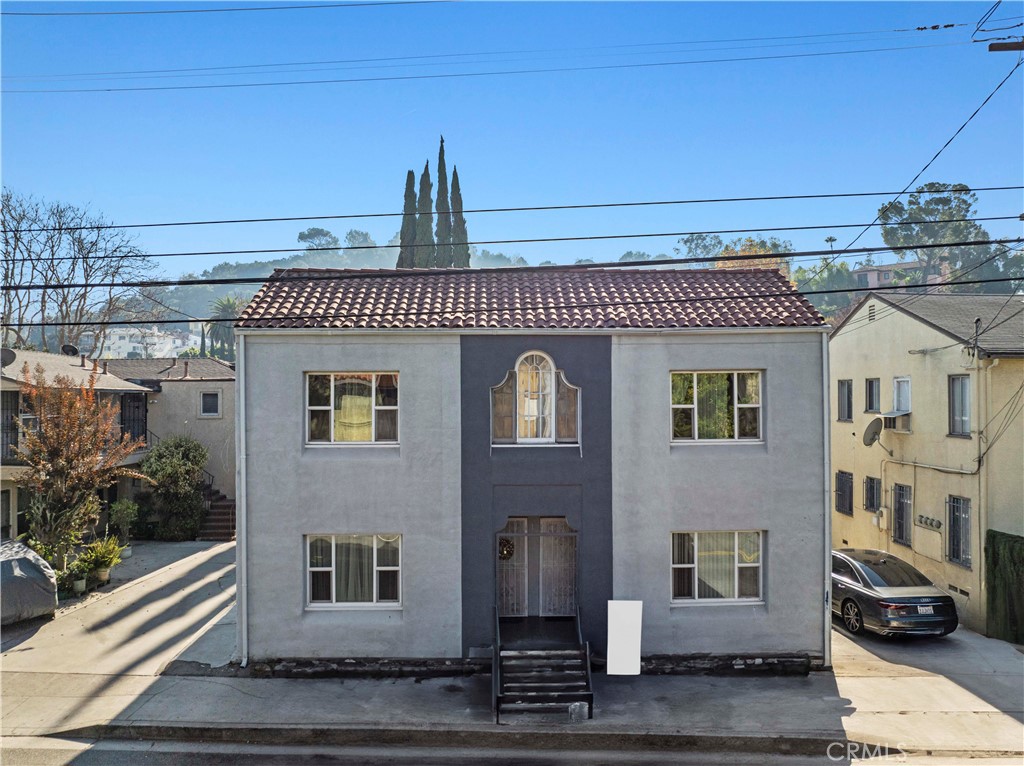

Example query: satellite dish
[61,344,79,357]
[0,348,15,368]
[862,418,883,447]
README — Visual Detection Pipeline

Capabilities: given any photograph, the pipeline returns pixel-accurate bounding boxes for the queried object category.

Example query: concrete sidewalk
[2,541,1022,759]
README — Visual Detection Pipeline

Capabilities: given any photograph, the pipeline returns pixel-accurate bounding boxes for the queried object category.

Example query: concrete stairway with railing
[197,490,236,542]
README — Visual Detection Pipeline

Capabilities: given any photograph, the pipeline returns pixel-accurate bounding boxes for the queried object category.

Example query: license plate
[918,605,934,615]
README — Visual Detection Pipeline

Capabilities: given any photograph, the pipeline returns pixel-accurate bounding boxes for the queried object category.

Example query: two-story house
[101,357,236,501]
[234,267,831,673]
[829,292,1023,641]
[1,349,151,540]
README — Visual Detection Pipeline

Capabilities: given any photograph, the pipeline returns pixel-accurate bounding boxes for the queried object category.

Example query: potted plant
[107,499,139,558]
[68,558,89,595]
[86,536,124,584]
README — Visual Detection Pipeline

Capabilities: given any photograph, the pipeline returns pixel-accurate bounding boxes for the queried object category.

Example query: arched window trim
[489,350,581,449]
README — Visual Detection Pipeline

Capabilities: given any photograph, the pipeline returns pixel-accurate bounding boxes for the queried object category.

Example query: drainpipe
[821,332,832,669]
[236,334,248,667]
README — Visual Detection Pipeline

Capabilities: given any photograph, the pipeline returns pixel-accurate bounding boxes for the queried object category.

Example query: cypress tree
[396,170,417,268]
[434,136,452,268]
[451,166,470,268]
[414,161,435,268]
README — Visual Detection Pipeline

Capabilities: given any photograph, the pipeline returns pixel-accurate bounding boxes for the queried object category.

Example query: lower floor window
[946,496,971,568]
[892,484,912,546]
[671,530,763,602]
[307,534,401,605]
[835,471,853,516]
[864,476,881,512]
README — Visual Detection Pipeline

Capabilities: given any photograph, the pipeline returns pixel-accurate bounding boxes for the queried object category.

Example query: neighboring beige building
[1,349,150,540]
[829,293,1023,639]
[103,358,236,499]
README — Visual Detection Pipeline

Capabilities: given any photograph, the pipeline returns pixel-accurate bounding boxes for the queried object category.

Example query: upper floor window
[491,352,579,445]
[948,375,970,437]
[671,371,761,442]
[893,377,911,413]
[200,391,221,418]
[865,379,880,413]
[837,380,853,422]
[306,373,398,444]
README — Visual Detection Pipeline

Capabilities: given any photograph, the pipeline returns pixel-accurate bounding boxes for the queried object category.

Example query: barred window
[835,471,853,516]
[864,476,881,512]
[947,497,971,568]
[892,484,912,547]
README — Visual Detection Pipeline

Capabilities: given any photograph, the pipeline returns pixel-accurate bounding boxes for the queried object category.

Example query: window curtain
[697,373,734,439]
[336,535,374,602]
[334,376,373,442]
[697,532,735,598]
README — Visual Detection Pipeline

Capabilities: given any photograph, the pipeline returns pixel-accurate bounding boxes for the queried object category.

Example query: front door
[497,517,577,617]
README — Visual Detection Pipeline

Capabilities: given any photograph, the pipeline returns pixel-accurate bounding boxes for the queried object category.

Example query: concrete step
[502,690,593,705]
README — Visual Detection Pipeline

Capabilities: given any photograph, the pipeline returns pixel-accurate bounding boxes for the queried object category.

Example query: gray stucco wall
[460,335,613,654]
[611,331,828,658]
[241,333,463,659]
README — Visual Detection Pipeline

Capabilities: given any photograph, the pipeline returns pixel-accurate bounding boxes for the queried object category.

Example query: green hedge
[986,529,1024,644]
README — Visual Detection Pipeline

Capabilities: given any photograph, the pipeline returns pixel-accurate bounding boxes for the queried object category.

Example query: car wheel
[842,600,864,634]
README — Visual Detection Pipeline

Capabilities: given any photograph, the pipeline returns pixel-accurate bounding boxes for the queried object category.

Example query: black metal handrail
[584,640,594,719]
[575,604,584,647]
[492,605,502,723]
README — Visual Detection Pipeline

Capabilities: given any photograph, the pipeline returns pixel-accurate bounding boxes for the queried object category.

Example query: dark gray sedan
[831,549,958,637]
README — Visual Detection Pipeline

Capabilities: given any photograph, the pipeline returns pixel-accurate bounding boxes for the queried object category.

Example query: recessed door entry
[497,517,577,617]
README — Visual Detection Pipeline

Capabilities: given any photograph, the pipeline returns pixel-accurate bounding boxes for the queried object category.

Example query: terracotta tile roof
[237,268,825,330]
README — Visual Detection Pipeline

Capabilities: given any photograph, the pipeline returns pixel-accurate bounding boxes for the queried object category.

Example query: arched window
[491,351,579,445]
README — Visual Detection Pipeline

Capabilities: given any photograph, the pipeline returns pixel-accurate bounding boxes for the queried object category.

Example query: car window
[832,555,858,582]
[855,555,931,587]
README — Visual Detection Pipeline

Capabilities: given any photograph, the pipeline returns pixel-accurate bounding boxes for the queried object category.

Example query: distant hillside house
[235,267,832,668]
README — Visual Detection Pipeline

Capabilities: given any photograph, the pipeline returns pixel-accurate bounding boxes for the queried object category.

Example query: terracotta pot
[95,568,111,583]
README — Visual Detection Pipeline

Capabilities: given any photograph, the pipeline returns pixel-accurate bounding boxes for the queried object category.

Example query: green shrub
[140,436,210,541]
[84,536,125,569]
[107,499,139,543]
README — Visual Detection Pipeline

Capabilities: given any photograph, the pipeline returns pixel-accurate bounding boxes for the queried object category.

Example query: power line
[0,1,442,17]
[5,238,1021,293]
[796,57,1024,290]
[6,185,1020,235]
[3,31,967,83]
[6,275,1020,329]
[2,41,971,94]
[6,214,1020,265]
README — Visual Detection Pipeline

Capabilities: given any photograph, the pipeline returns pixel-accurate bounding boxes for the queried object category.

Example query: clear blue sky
[3,1,1022,279]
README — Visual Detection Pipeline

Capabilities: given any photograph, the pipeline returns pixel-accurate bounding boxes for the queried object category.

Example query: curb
[57,722,845,756]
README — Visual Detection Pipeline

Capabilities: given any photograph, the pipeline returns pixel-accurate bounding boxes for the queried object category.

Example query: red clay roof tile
[237,267,825,330]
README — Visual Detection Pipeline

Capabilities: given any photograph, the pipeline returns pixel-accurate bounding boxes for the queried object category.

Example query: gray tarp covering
[1,539,57,626]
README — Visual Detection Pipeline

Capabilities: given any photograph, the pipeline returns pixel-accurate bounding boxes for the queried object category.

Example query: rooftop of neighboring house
[834,292,1024,356]
[101,357,236,383]
[0,349,149,392]
[238,267,826,330]
[851,260,926,274]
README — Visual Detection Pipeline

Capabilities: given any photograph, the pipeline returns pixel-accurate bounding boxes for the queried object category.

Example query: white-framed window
[491,351,579,445]
[948,375,970,437]
[892,484,912,547]
[893,377,911,413]
[671,371,761,441]
[306,534,401,606]
[946,496,971,568]
[199,390,221,418]
[671,530,763,602]
[837,380,853,422]
[306,373,398,444]
[865,378,880,413]
[835,471,853,516]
